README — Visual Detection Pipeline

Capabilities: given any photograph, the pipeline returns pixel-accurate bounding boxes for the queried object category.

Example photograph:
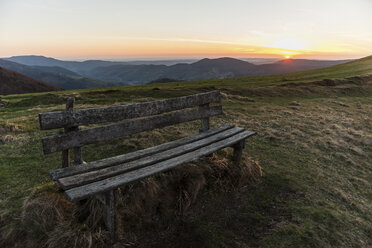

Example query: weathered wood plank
[199,103,210,133]
[58,127,245,189]
[61,150,70,168]
[232,139,245,165]
[42,105,223,154]
[65,130,256,202]
[39,91,221,130]
[73,146,83,165]
[49,124,232,180]
[61,97,74,168]
[103,190,116,243]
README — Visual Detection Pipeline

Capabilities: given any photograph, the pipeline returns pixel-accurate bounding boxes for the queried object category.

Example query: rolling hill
[4,55,352,86]
[0,59,124,90]
[0,67,60,95]
[253,58,352,75]
[4,55,127,75]
[87,57,351,84]
[154,55,372,90]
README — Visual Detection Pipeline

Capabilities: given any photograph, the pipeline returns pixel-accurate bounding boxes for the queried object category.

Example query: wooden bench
[39,90,256,241]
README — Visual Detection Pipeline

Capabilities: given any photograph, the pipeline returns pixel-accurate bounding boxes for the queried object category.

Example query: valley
[0,55,351,92]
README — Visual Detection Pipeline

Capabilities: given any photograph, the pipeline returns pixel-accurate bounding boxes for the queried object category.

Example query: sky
[0,0,371,60]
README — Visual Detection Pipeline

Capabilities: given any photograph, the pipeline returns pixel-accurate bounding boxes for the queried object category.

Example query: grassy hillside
[145,55,372,89]
[0,67,61,95]
[0,56,371,247]
[0,59,124,90]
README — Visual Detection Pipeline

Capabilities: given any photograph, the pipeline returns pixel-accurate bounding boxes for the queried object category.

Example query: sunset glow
[0,0,371,60]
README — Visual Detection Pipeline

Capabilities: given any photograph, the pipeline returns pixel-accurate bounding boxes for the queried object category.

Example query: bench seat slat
[39,91,221,130]
[65,130,256,202]
[58,127,245,190]
[42,105,223,154]
[49,124,233,180]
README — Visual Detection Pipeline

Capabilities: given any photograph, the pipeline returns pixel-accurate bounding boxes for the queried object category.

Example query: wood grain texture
[103,190,116,243]
[39,91,221,130]
[65,130,256,202]
[233,140,246,165]
[73,146,83,165]
[58,127,245,189]
[61,97,74,168]
[199,103,210,133]
[42,105,223,154]
[61,150,70,168]
[49,124,232,180]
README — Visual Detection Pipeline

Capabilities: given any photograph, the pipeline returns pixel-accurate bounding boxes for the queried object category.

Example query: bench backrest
[39,91,222,167]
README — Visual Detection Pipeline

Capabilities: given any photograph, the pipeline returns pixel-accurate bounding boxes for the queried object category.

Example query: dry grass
[2,154,261,248]
[0,124,21,134]
[225,97,372,161]
[0,134,26,144]
[1,71,371,247]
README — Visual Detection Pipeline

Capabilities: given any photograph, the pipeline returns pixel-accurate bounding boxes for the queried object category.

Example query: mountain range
[0,59,122,90]
[81,57,352,84]
[0,55,352,90]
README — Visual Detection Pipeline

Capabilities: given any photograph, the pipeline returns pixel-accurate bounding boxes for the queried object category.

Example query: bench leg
[232,139,245,165]
[61,149,70,168]
[103,190,116,244]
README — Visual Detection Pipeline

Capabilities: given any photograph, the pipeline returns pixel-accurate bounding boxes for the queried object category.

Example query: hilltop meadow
[0,56,371,247]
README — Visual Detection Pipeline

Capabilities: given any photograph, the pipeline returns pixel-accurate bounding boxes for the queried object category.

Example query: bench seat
[50,124,256,202]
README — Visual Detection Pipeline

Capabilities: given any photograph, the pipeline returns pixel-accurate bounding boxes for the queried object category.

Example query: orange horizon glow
[0,37,368,60]
[0,0,371,60]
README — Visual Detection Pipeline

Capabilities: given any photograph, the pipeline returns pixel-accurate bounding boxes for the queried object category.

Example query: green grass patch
[0,58,371,247]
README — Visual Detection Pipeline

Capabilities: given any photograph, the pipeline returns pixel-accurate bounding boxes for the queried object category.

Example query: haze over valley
[0,55,352,92]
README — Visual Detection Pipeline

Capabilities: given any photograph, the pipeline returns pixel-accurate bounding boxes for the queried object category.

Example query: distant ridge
[0,67,60,95]
[88,57,352,84]
[5,55,129,74]
[3,55,354,86]
[0,59,122,90]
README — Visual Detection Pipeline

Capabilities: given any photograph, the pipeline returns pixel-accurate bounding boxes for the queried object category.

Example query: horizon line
[1,54,368,62]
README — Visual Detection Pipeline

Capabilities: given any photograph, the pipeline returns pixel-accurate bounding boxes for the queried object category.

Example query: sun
[285,55,291,59]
